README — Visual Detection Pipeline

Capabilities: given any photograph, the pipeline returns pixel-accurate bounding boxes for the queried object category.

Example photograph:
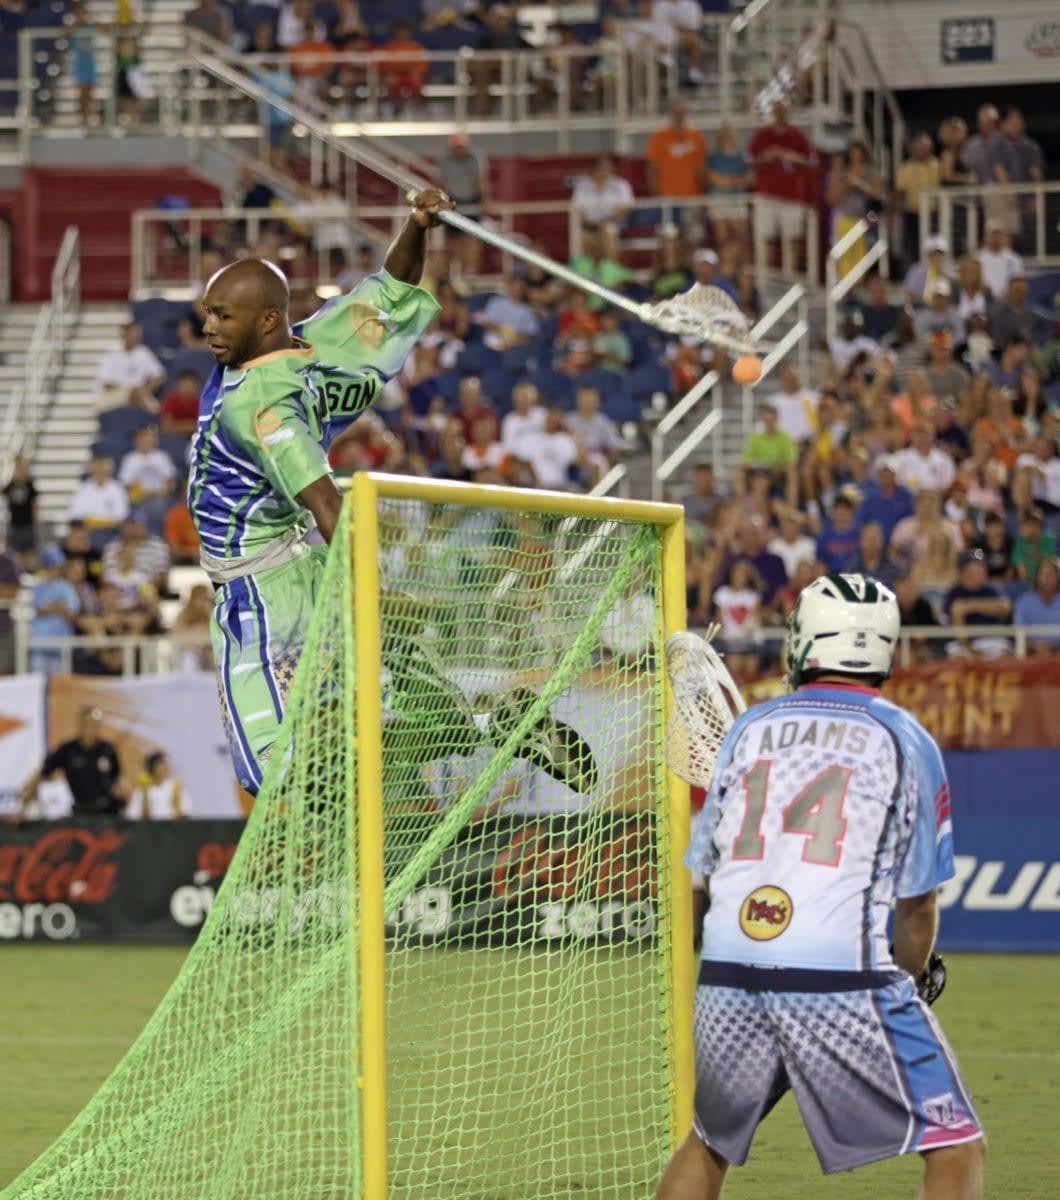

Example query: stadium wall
[1,660,1056,949]
[0,750,1055,950]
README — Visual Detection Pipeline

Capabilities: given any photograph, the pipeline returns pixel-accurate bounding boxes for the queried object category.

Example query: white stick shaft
[436,207,646,320]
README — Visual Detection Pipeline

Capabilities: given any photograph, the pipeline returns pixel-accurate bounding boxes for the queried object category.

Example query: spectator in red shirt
[452,376,497,443]
[378,20,427,112]
[160,369,202,436]
[748,101,818,246]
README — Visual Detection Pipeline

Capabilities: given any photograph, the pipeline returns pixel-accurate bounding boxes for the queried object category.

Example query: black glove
[917,951,948,1007]
[890,944,947,1006]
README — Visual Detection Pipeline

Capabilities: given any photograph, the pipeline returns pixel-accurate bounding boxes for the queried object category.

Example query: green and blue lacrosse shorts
[210,545,328,795]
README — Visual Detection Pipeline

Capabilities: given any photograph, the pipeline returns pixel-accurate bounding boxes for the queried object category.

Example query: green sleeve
[297,269,441,380]
[227,372,330,505]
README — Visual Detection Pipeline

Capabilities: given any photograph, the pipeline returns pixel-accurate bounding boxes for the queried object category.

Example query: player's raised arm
[383,187,455,285]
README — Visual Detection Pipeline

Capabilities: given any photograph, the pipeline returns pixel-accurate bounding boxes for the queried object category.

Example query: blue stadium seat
[501,343,536,374]
[572,367,620,395]
[457,341,503,375]
[481,366,517,406]
[133,299,190,357]
[527,369,574,409]
[467,292,496,314]
[600,386,641,424]
[91,435,134,466]
[237,4,279,38]
[97,406,157,441]
[628,361,672,402]
[158,432,192,477]
[1027,271,1060,309]
[165,348,216,388]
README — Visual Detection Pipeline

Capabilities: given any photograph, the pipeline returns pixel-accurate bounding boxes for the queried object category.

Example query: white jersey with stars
[686,682,955,973]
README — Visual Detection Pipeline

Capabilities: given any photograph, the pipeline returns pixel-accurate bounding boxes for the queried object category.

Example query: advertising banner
[2,762,1055,951]
[0,675,46,816]
[0,819,240,943]
[45,674,249,818]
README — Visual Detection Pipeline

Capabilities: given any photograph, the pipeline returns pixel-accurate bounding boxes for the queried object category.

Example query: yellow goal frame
[349,472,694,1199]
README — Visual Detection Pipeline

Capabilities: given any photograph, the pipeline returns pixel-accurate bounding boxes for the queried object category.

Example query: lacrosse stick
[407,191,760,358]
[665,626,748,790]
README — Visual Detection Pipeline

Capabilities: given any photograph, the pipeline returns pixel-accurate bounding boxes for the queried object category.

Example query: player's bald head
[205,258,290,315]
[202,258,294,367]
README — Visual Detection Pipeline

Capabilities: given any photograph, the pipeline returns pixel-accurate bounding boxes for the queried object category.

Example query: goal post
[354,474,695,1199]
[1,474,693,1200]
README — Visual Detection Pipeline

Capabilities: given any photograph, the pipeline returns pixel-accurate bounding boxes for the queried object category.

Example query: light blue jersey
[687,682,955,972]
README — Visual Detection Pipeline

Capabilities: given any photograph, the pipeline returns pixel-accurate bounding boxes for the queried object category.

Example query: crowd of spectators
[3,5,1060,680]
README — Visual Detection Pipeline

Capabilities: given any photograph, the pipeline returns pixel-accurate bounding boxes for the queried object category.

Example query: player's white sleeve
[895,720,955,898]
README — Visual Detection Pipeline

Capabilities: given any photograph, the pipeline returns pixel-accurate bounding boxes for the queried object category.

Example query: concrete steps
[32,302,131,530]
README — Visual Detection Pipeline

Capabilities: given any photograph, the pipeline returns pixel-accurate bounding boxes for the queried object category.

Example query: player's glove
[917,951,948,1007]
[891,944,947,1006]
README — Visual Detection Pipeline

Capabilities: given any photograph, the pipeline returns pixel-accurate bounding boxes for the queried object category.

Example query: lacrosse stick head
[644,285,757,357]
[665,628,748,791]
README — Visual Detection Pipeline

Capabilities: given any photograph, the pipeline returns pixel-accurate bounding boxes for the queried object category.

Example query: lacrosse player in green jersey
[188,188,597,799]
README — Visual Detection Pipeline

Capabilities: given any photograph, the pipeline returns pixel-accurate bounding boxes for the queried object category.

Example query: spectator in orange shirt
[891,369,937,439]
[377,20,427,112]
[164,498,199,565]
[289,14,335,107]
[645,100,708,202]
[973,386,1028,470]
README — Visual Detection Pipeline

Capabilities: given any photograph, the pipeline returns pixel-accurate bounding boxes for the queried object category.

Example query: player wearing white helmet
[785,571,900,686]
[657,573,985,1200]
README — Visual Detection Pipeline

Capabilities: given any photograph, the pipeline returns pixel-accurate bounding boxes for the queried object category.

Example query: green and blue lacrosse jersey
[189,270,439,560]
[187,270,439,795]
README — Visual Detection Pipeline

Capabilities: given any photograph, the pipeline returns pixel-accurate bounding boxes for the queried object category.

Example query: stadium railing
[649,282,809,500]
[12,622,1060,679]
[129,194,821,299]
[918,182,1060,269]
[825,218,889,346]
[10,9,880,159]
[0,226,79,489]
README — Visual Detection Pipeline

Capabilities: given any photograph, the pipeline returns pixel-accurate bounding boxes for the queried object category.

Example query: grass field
[1,947,1057,1198]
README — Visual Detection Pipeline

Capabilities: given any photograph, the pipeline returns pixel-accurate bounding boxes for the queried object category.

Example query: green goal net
[1,478,689,1200]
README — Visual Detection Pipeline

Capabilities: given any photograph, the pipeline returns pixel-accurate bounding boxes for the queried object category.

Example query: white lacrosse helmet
[786,573,900,688]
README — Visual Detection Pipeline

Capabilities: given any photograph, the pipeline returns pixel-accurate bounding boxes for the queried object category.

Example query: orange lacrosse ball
[732,354,763,385]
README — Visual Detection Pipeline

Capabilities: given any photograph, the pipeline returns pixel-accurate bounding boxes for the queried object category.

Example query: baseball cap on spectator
[843,308,864,326]
[1021,507,1044,526]
[930,279,952,298]
[693,249,720,265]
[925,235,948,255]
[985,218,1005,233]
[875,455,898,477]
[958,548,986,568]
[40,545,65,568]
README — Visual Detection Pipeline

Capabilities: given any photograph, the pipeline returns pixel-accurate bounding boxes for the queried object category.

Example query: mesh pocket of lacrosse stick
[665,628,748,791]
[646,285,757,356]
